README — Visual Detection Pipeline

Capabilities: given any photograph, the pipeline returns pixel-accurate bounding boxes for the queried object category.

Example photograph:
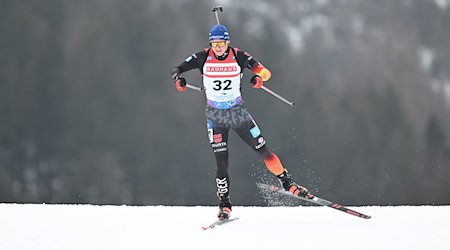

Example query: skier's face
[210,40,229,56]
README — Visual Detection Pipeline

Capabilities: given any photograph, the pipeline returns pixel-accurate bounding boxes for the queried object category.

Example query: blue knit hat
[209,24,230,41]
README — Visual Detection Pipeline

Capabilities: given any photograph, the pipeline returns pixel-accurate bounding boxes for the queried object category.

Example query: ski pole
[212,6,223,25]
[260,85,295,106]
[186,83,203,92]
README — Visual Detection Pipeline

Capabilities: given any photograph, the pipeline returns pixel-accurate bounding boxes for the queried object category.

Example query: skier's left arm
[170,50,208,91]
[236,50,271,89]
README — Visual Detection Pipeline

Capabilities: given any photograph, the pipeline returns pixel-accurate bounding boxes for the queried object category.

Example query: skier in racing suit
[170,24,308,220]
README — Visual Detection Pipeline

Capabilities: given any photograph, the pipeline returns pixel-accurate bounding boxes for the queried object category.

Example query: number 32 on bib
[203,51,243,109]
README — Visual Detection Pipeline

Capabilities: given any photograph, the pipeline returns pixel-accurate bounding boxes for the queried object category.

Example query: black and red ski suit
[171,47,286,202]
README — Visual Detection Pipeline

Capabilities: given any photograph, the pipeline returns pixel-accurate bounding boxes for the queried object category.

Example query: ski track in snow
[1,204,449,250]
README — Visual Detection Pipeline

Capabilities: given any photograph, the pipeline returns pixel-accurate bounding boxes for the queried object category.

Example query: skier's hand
[170,68,186,92]
[175,77,187,92]
[170,67,180,80]
[250,75,263,89]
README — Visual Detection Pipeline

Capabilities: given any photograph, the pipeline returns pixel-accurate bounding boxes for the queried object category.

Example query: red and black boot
[217,196,232,220]
[277,169,309,197]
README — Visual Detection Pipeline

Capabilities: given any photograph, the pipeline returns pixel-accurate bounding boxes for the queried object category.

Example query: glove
[250,75,263,89]
[170,68,186,92]
[175,77,187,92]
[170,68,180,80]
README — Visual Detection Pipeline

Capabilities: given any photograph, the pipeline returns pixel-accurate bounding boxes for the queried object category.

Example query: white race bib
[203,50,242,109]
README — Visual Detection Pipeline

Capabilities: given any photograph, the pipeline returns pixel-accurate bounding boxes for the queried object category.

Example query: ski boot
[277,169,309,197]
[217,195,232,220]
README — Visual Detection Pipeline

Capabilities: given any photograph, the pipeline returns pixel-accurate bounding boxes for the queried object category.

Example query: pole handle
[212,6,223,12]
[212,6,223,25]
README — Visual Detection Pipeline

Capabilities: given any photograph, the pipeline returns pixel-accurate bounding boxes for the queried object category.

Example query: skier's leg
[232,114,283,174]
[234,117,309,197]
[207,120,232,219]
[210,126,230,199]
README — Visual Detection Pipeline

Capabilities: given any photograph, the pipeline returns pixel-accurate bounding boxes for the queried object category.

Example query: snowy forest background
[1,0,449,206]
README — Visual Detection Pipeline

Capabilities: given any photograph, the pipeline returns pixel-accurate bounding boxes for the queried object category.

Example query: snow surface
[1,204,449,250]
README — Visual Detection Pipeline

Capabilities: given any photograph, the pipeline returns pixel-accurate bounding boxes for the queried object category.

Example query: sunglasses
[210,41,227,48]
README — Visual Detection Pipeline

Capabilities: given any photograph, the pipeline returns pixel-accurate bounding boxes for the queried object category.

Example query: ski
[257,183,371,219]
[201,217,239,230]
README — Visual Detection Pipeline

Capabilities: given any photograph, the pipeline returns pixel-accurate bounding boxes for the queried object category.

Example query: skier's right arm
[170,50,208,92]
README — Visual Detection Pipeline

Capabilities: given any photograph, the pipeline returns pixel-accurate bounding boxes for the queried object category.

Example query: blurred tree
[0,0,449,206]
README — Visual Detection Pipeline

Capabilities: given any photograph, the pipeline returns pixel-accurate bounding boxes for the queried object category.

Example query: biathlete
[170,24,308,220]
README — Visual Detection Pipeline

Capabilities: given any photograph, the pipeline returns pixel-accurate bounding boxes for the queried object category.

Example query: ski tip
[201,217,239,231]
[347,209,371,219]
[349,210,371,219]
